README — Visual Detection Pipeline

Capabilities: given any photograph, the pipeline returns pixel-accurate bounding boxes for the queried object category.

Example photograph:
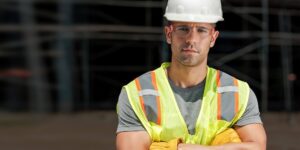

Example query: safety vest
[124,62,249,145]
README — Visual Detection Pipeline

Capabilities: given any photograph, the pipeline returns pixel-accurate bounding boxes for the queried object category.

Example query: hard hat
[164,0,224,23]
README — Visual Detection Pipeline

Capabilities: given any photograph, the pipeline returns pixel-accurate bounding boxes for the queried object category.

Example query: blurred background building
[0,0,299,113]
[0,0,299,149]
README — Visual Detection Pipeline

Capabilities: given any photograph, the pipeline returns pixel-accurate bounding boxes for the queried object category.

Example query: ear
[210,30,219,48]
[164,26,172,44]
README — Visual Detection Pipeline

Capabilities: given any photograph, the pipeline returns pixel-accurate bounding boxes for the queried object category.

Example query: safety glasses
[170,24,215,38]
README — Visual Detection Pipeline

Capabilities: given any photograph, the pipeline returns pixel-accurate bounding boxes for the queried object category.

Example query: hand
[177,143,211,150]
[211,128,241,145]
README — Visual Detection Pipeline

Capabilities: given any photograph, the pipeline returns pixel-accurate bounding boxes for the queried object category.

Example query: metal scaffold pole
[279,11,294,119]
[160,0,169,62]
[20,0,50,113]
[56,0,74,112]
[261,0,269,112]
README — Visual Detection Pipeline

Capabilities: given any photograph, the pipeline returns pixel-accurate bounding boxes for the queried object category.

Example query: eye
[197,28,208,33]
[176,26,190,33]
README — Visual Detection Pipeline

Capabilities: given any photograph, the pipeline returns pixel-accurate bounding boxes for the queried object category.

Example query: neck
[167,61,207,88]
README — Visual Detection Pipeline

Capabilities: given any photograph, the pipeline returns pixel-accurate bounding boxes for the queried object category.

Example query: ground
[0,111,299,150]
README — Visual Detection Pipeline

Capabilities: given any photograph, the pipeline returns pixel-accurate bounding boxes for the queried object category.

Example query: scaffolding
[0,0,298,112]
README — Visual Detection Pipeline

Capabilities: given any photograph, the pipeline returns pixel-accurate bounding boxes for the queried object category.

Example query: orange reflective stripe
[233,78,239,113]
[135,79,146,114]
[217,93,221,120]
[216,70,222,120]
[151,71,161,125]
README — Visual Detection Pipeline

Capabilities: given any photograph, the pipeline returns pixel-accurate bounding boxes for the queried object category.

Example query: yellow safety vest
[124,62,249,145]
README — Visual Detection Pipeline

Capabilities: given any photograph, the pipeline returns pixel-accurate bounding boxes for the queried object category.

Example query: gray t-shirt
[117,78,262,135]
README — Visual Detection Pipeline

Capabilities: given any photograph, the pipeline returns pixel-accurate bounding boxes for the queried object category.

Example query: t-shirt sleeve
[235,88,263,126]
[116,88,145,133]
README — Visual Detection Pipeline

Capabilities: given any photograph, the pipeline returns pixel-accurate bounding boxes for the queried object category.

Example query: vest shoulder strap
[216,70,248,122]
[134,71,162,125]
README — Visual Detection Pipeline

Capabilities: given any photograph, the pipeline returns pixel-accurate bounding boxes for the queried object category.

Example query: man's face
[164,22,219,67]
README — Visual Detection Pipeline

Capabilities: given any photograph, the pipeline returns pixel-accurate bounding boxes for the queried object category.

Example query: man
[116,0,267,149]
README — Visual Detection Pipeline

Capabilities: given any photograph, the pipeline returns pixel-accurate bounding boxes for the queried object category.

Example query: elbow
[249,138,267,150]
[260,137,267,150]
[258,131,267,150]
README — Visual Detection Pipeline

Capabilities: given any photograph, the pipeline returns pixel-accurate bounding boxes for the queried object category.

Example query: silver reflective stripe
[139,89,160,96]
[217,86,238,93]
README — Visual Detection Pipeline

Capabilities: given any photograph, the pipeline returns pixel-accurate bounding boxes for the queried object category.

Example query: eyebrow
[175,24,210,27]
[196,26,210,30]
[175,25,210,30]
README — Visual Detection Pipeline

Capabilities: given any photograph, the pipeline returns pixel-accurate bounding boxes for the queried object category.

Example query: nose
[185,29,199,44]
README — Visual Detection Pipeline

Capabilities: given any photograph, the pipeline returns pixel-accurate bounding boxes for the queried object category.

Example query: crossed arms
[116,123,267,150]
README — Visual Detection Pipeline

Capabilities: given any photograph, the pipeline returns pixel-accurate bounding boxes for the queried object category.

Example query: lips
[182,48,199,53]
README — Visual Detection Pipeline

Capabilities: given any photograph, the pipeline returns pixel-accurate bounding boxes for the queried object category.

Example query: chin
[180,61,199,67]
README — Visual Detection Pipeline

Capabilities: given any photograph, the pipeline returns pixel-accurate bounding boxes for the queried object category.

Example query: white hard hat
[164,0,224,23]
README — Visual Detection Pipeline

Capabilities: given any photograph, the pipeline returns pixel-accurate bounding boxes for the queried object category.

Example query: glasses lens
[173,25,212,38]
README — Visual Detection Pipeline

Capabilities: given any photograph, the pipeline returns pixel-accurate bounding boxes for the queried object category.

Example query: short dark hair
[163,19,217,28]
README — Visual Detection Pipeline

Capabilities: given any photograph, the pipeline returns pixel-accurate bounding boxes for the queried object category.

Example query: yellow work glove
[211,128,241,145]
[150,138,182,150]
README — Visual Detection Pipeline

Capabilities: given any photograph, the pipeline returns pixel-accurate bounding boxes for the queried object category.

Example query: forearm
[116,131,151,150]
[178,142,265,150]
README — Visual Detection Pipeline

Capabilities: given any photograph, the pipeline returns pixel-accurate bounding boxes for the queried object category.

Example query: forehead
[171,21,214,28]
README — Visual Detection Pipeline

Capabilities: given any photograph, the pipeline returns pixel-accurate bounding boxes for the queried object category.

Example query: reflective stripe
[216,71,240,121]
[216,70,221,120]
[135,71,161,125]
[151,71,161,125]
[217,86,238,93]
[135,79,146,114]
[233,78,239,114]
[139,89,160,96]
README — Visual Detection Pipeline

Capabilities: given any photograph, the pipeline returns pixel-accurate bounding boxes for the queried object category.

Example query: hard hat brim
[164,13,224,23]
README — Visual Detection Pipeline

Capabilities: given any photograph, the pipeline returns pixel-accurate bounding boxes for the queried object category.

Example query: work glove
[211,128,241,145]
[150,138,182,150]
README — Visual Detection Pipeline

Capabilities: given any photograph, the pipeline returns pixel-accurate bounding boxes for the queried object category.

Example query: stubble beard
[177,52,202,67]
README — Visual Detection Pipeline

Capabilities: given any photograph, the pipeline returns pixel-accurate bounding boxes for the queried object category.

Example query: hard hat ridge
[164,0,224,23]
